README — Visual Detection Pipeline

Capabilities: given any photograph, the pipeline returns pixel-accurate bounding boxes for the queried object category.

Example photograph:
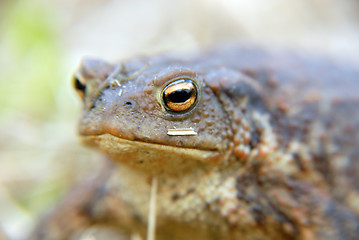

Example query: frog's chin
[81,133,227,177]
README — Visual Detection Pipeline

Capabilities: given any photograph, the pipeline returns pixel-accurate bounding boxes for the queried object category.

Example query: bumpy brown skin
[31,46,359,240]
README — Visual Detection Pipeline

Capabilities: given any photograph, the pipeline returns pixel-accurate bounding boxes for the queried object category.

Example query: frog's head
[74,57,234,176]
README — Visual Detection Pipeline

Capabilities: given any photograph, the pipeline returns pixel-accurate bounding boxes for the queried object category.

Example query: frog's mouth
[81,133,227,176]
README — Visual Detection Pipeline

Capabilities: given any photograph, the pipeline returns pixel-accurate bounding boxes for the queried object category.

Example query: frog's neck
[108,162,241,239]
[112,161,242,226]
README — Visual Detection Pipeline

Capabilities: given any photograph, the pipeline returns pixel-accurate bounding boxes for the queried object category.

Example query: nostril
[122,100,137,109]
[124,101,133,106]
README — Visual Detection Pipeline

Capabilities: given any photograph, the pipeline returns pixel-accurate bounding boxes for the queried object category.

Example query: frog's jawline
[81,133,225,165]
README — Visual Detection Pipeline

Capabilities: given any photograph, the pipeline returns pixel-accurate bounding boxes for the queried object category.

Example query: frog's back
[210,47,359,239]
[208,48,359,193]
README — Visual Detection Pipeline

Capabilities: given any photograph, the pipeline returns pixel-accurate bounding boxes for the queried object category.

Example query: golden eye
[162,79,197,112]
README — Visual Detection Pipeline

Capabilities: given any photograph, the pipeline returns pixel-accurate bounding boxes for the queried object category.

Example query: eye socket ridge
[162,78,198,112]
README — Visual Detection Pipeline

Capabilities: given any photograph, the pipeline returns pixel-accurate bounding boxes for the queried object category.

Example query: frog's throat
[81,134,229,176]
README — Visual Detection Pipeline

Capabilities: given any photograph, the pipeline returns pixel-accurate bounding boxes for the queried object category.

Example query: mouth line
[80,132,219,152]
[80,133,227,167]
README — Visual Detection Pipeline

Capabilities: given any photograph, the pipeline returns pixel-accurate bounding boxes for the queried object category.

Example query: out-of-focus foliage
[0,1,64,118]
[0,1,100,238]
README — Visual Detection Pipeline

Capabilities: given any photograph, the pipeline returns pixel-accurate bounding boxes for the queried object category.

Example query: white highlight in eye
[167,128,197,136]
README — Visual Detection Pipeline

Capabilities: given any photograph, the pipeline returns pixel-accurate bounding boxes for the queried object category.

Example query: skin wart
[31,46,359,240]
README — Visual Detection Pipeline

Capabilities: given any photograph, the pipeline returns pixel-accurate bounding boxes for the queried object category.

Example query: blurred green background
[0,0,358,239]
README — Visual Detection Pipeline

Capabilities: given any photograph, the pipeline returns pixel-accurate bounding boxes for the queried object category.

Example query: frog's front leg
[29,161,143,240]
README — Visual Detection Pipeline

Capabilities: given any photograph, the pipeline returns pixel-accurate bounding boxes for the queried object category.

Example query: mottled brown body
[32,46,359,240]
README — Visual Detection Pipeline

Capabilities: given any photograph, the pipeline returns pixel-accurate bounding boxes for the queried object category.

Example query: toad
[31,46,359,240]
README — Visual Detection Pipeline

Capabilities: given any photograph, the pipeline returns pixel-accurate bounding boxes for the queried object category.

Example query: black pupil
[75,78,86,91]
[167,89,192,103]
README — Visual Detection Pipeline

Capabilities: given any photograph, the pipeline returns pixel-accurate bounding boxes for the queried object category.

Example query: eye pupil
[74,77,86,91]
[167,89,192,103]
[162,79,198,112]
